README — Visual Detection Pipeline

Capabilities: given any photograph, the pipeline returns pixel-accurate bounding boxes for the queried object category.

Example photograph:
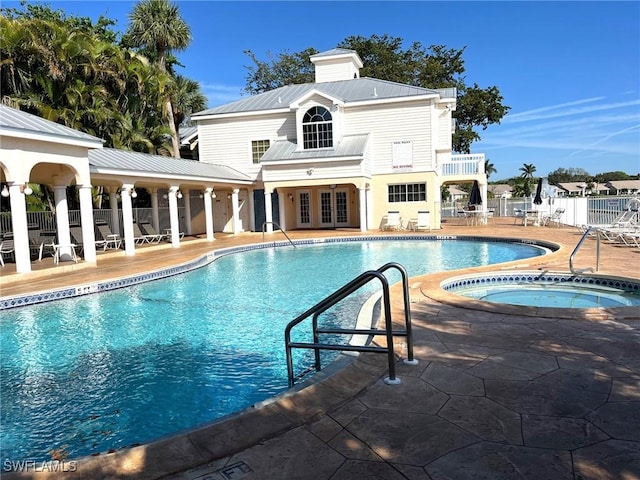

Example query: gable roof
[89,148,252,183]
[606,180,640,191]
[193,78,455,118]
[0,104,103,148]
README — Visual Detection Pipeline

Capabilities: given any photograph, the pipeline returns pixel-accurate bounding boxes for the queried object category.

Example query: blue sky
[6,1,640,180]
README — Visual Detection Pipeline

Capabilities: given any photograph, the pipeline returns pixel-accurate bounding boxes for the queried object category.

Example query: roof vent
[278,96,282,104]
[373,88,378,97]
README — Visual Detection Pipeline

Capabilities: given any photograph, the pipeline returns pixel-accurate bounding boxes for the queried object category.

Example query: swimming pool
[443,272,640,308]
[0,237,548,462]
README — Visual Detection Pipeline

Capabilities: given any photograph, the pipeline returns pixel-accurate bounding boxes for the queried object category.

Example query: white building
[193,48,485,232]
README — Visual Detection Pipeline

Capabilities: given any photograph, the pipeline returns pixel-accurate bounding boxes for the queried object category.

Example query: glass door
[318,188,350,228]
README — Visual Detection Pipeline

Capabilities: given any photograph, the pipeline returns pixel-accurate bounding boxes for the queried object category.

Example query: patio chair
[32,230,58,260]
[139,222,169,243]
[512,209,524,224]
[95,222,122,250]
[381,211,402,231]
[541,208,565,227]
[410,210,431,231]
[132,222,155,245]
[485,209,495,224]
[0,234,15,267]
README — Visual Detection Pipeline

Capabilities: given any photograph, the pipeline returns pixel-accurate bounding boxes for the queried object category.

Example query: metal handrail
[570,227,600,274]
[284,262,416,388]
[262,221,296,248]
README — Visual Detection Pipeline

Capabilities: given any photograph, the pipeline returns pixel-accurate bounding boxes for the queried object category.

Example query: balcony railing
[440,153,485,176]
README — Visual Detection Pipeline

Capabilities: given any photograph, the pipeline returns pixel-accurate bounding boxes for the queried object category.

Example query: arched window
[302,106,333,149]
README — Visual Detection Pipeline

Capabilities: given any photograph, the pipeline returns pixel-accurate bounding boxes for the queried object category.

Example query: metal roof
[310,48,359,59]
[193,78,453,117]
[260,134,369,163]
[89,148,252,183]
[0,104,103,145]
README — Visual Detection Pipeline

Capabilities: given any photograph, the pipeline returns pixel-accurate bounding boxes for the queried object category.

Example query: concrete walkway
[167,300,639,480]
[2,220,639,479]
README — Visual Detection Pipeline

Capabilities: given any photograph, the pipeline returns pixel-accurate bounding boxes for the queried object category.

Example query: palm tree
[518,163,536,197]
[172,74,207,135]
[519,163,536,180]
[125,0,191,158]
[484,159,496,179]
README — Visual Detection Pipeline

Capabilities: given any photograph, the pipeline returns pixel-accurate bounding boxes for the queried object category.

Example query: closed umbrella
[469,180,482,206]
[533,178,543,205]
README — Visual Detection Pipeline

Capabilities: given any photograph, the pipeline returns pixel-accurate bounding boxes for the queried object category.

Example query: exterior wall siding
[198,114,296,178]
[343,102,433,173]
[314,60,357,83]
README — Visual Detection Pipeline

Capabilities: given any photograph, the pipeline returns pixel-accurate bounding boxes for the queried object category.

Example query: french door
[318,188,349,228]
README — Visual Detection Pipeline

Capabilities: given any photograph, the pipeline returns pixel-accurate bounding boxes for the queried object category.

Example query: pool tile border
[443,271,640,293]
[0,235,555,310]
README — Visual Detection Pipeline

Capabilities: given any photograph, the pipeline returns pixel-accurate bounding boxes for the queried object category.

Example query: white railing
[440,153,485,176]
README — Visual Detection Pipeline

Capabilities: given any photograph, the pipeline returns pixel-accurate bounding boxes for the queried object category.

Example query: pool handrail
[261,221,296,248]
[284,262,417,388]
[570,227,600,274]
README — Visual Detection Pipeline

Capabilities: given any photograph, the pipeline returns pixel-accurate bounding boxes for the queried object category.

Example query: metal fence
[1,195,637,235]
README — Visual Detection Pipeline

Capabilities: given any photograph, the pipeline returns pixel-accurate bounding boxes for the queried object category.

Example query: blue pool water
[452,283,640,308]
[0,239,545,461]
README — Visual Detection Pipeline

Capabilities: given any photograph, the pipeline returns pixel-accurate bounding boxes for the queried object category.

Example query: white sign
[392,140,413,170]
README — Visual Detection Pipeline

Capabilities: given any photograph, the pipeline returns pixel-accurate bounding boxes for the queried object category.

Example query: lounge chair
[410,210,431,231]
[0,234,15,266]
[381,211,402,231]
[95,222,121,250]
[541,208,565,227]
[139,222,169,242]
[132,222,156,244]
[27,227,56,260]
[618,231,640,248]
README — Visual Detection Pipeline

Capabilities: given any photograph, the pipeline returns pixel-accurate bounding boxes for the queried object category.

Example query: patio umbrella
[533,178,543,205]
[469,180,482,206]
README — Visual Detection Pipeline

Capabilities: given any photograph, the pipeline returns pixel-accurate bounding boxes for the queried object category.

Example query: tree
[124,0,191,158]
[172,74,207,137]
[484,159,497,179]
[243,34,510,153]
[518,163,536,197]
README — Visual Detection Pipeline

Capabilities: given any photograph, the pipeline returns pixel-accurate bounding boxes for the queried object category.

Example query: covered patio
[0,105,252,276]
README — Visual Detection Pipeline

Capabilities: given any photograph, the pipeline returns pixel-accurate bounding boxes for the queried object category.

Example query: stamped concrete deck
[1,219,639,480]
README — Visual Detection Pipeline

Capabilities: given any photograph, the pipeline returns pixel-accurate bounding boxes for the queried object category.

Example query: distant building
[488,184,513,198]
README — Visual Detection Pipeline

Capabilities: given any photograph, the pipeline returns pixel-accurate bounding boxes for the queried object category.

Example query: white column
[277,192,287,231]
[168,186,181,247]
[366,187,373,231]
[78,184,97,263]
[53,184,72,254]
[248,188,255,232]
[120,184,135,256]
[264,190,273,234]
[231,188,240,234]
[184,189,192,236]
[109,188,120,235]
[433,181,442,229]
[150,188,160,232]
[359,186,367,232]
[481,183,488,213]
[204,188,214,241]
[8,184,31,273]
